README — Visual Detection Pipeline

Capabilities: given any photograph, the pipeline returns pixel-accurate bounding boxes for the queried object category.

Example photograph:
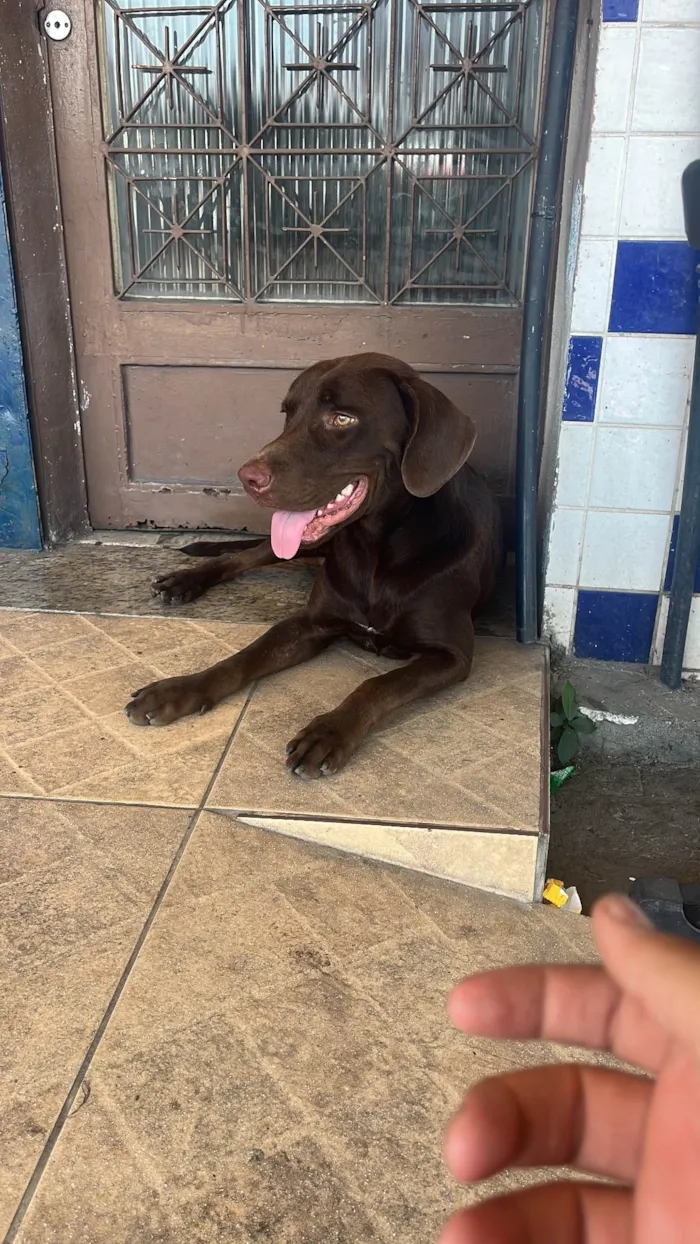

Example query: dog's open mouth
[270,478,369,560]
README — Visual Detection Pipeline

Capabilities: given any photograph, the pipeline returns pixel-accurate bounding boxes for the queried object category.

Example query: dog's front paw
[151,569,209,606]
[125,676,214,726]
[285,713,360,779]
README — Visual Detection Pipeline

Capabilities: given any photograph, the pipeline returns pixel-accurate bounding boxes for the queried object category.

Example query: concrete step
[210,637,549,902]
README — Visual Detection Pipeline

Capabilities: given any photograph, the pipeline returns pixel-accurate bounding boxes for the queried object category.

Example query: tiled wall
[544,0,700,669]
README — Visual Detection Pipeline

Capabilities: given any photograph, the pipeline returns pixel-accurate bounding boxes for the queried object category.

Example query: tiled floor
[0,548,569,1242]
[3,799,601,1244]
[0,608,545,897]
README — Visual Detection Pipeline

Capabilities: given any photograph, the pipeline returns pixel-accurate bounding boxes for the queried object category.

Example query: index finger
[447,962,670,1073]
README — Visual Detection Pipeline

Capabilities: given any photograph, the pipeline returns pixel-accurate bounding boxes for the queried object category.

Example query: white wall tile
[570,239,616,334]
[592,26,637,134]
[632,28,700,133]
[580,511,670,591]
[682,599,700,670]
[581,136,626,237]
[621,137,700,238]
[654,597,700,670]
[555,424,594,508]
[546,508,585,586]
[598,336,694,427]
[642,0,700,21]
[588,426,682,510]
[543,587,576,650]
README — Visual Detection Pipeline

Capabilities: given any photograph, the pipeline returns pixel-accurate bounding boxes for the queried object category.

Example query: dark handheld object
[629,878,700,944]
[516,0,581,644]
[660,159,700,688]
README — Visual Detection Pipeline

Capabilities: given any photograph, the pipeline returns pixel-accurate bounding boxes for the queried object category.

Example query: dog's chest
[328,560,399,635]
[349,624,412,660]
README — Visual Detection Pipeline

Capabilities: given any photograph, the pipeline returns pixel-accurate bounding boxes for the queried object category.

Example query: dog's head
[238,352,477,559]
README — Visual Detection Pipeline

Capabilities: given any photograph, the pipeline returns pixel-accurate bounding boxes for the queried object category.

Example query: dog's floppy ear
[395,374,478,497]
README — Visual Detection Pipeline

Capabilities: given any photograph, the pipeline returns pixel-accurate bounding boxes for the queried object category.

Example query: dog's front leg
[126,612,338,727]
[286,645,472,779]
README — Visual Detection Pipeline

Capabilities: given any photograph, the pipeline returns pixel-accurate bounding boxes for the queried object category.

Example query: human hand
[439,894,700,1243]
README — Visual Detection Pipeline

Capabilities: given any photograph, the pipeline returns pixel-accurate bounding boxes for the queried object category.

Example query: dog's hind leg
[152,539,324,606]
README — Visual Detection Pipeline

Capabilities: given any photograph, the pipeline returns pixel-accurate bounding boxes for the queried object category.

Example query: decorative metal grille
[98,0,546,303]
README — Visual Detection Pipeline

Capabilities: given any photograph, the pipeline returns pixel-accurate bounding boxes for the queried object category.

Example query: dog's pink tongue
[271,509,317,560]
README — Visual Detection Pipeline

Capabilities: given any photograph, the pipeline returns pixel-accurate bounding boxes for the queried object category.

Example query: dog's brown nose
[238,460,272,494]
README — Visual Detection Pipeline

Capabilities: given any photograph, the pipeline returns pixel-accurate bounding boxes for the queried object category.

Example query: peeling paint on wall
[0,165,41,548]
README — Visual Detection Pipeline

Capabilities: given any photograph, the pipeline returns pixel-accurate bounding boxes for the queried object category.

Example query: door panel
[123,365,295,486]
[47,0,549,531]
[123,364,515,526]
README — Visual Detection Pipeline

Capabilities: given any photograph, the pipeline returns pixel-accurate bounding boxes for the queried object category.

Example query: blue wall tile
[664,515,700,593]
[0,168,41,549]
[609,242,700,336]
[602,0,638,20]
[574,590,658,662]
[562,335,603,423]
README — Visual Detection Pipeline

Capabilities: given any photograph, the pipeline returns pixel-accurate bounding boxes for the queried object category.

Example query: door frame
[0,0,89,543]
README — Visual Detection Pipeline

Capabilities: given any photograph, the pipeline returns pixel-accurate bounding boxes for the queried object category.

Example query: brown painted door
[47,0,548,533]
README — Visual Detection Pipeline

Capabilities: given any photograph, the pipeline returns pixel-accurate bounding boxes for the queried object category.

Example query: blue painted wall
[0,163,42,549]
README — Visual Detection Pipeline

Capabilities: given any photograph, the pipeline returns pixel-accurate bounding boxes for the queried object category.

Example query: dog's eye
[329,412,357,428]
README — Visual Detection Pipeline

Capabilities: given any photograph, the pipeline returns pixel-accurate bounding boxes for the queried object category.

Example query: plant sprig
[551,681,596,765]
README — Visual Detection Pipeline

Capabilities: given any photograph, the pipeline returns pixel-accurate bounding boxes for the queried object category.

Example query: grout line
[555,503,678,516]
[0,792,199,810]
[216,808,540,838]
[1,683,258,1244]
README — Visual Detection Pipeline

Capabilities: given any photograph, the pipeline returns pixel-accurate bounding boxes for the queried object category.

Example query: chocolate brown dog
[126,353,502,778]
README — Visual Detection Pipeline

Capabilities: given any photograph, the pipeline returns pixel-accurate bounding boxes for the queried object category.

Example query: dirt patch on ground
[548,759,700,914]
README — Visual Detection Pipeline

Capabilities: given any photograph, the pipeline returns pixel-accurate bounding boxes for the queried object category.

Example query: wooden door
[46,0,549,532]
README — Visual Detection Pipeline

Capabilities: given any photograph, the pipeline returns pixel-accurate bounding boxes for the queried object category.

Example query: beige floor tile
[61,659,168,717]
[87,614,218,651]
[6,721,139,797]
[26,632,139,683]
[0,799,190,1238]
[0,749,45,796]
[9,817,598,1244]
[239,816,540,901]
[57,738,235,808]
[0,613,262,804]
[0,653,53,699]
[88,614,265,664]
[208,638,544,832]
[0,611,96,654]
[1,685,91,749]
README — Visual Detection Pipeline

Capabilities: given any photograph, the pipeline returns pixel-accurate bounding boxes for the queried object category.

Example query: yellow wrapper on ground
[543,879,568,908]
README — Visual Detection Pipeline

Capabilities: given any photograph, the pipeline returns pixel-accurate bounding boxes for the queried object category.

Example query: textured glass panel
[99,0,244,297]
[97,0,546,303]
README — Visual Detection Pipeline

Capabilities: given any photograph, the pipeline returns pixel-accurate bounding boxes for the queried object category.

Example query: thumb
[593,894,700,1057]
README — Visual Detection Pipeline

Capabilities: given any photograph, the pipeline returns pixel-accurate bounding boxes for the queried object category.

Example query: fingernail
[601,894,653,930]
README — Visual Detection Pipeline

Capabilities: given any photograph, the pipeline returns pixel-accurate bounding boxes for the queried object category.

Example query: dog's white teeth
[316,509,323,517]
[341,484,354,497]
[334,492,344,503]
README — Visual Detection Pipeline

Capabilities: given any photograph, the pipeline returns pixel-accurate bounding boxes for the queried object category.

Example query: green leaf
[561,682,577,722]
[557,725,580,764]
[573,713,596,735]
[550,710,565,729]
